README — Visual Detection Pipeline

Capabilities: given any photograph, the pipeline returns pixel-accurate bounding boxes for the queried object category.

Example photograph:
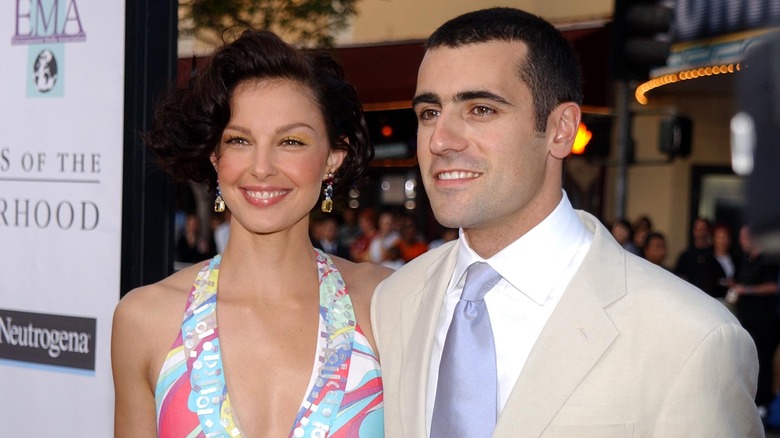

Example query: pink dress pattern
[155,250,384,437]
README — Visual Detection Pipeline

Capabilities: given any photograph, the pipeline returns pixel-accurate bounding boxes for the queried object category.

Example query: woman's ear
[210,151,219,169]
[548,102,581,160]
[325,140,348,178]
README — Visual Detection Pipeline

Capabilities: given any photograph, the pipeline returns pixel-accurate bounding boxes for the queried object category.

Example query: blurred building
[177,0,780,257]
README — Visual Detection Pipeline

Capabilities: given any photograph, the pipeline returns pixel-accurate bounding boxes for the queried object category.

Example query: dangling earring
[321,173,334,213]
[214,183,226,213]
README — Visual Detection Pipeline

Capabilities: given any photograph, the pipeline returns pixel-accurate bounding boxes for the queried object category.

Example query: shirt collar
[450,191,589,305]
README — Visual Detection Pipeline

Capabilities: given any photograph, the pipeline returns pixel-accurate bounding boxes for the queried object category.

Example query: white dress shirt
[425,192,594,433]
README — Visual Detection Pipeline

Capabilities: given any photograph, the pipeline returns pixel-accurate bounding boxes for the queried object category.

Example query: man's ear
[548,102,581,159]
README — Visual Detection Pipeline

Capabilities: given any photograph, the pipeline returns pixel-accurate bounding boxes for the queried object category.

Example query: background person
[372,8,761,437]
[212,209,231,254]
[610,218,640,256]
[338,207,361,251]
[368,210,400,264]
[397,215,429,263]
[350,208,377,262]
[175,212,215,263]
[674,217,724,298]
[311,215,351,259]
[642,231,669,269]
[112,30,389,438]
[730,225,780,416]
[713,223,739,295]
[632,214,653,255]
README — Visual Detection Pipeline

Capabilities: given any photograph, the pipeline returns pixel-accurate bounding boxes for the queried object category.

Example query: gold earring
[321,173,334,213]
[214,183,226,213]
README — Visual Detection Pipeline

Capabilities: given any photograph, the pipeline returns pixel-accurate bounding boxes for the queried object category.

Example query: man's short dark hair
[426,7,583,132]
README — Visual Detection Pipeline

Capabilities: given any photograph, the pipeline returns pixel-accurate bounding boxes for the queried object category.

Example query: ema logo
[26,45,64,97]
[12,0,87,45]
[11,0,87,98]
[0,308,96,371]
[33,49,58,93]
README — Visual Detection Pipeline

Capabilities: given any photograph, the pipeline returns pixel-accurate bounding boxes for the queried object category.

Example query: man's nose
[425,112,468,155]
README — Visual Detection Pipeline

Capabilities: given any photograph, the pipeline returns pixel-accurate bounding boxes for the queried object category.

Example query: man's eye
[473,106,495,116]
[418,108,440,121]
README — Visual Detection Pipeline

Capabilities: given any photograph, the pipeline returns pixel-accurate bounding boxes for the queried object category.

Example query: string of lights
[635,62,743,105]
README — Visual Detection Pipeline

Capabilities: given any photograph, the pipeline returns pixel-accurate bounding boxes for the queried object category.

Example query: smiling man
[371,7,762,438]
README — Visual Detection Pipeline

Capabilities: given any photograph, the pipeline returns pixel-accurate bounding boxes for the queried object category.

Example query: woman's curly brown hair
[146,30,372,194]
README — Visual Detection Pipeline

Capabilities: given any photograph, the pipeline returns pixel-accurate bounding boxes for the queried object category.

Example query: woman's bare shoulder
[113,262,206,332]
[121,263,201,305]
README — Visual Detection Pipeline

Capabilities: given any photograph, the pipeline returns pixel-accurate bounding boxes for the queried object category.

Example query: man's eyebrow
[412,90,513,108]
[412,92,440,108]
[455,90,512,106]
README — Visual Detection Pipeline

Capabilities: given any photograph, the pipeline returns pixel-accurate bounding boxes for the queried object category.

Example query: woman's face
[212,79,345,236]
[378,213,395,234]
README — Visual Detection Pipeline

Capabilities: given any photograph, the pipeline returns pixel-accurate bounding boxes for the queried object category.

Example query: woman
[349,209,377,262]
[111,30,391,437]
[368,211,400,264]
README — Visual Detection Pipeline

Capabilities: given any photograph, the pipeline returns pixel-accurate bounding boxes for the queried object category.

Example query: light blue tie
[431,262,502,438]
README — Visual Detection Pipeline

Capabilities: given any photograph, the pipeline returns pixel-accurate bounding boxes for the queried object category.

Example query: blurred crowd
[309,208,457,269]
[173,206,458,271]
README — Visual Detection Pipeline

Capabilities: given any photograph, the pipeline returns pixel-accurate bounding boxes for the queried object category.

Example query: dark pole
[614,78,631,220]
[120,0,178,297]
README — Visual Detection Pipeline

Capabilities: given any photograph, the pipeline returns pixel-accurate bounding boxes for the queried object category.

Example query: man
[643,231,669,269]
[311,215,351,259]
[730,226,780,414]
[371,7,762,437]
[674,217,725,298]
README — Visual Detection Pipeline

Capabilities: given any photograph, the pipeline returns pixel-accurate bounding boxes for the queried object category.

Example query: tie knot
[461,262,502,302]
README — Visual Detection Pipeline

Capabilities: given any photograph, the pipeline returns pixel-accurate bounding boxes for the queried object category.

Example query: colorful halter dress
[154,250,384,437]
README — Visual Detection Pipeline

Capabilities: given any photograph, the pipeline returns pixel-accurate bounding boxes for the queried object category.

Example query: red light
[381,125,393,138]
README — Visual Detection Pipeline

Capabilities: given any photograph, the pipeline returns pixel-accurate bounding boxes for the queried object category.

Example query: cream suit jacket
[371,211,763,437]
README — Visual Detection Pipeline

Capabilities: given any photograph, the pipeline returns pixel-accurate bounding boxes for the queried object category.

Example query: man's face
[645,236,667,265]
[692,219,711,246]
[321,220,338,241]
[413,41,569,249]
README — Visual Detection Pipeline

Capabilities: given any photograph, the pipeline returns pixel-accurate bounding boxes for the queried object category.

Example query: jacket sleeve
[652,322,764,437]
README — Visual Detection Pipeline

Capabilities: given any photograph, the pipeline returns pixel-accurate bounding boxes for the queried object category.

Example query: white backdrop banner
[0,1,124,435]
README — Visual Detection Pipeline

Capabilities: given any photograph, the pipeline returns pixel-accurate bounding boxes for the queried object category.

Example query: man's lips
[436,170,482,180]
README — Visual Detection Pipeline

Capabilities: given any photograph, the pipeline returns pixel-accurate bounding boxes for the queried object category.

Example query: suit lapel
[494,212,626,437]
[399,243,459,437]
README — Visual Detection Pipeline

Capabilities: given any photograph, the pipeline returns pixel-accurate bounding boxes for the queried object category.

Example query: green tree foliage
[180,0,360,48]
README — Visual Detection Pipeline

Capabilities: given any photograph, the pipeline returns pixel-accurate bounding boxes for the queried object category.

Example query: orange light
[381,125,393,138]
[635,62,741,104]
[572,123,592,155]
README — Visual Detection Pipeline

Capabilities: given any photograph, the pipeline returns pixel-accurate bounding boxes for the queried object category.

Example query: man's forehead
[420,40,528,66]
[415,42,529,103]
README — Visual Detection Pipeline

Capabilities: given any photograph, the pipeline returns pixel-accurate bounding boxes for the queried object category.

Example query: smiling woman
[111,30,391,438]
[214,79,340,233]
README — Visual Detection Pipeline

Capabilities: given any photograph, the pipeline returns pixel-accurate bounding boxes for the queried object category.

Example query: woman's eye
[281,138,305,146]
[224,136,249,146]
